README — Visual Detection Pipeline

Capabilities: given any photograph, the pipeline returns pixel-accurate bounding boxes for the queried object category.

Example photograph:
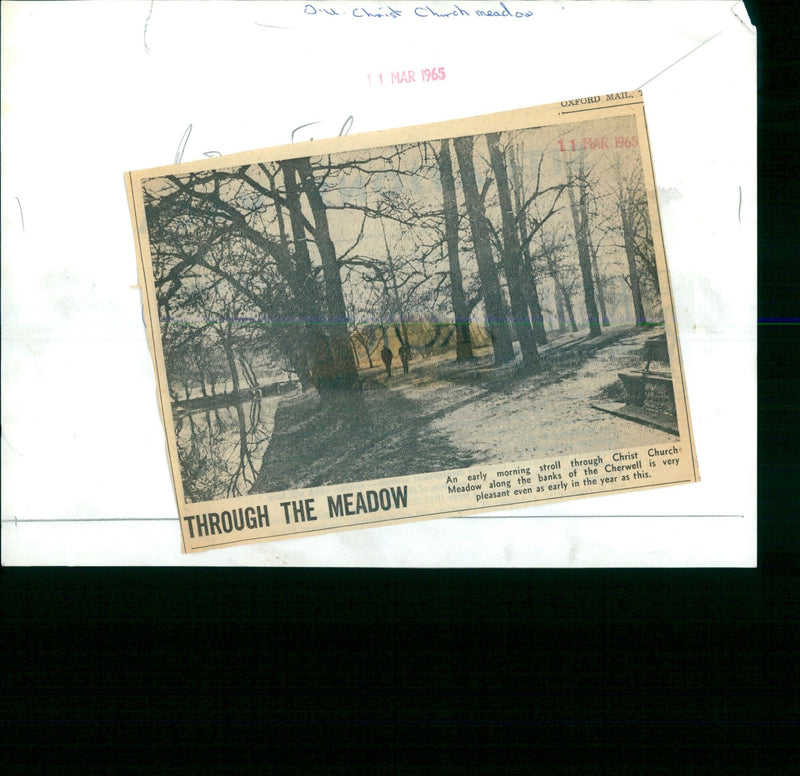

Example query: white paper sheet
[1,1,756,566]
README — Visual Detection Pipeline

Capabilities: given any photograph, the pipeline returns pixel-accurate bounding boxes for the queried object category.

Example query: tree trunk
[380,219,411,352]
[565,157,602,338]
[295,157,361,390]
[453,135,515,366]
[560,282,579,332]
[278,160,335,390]
[197,367,209,397]
[437,139,473,362]
[546,254,578,333]
[618,191,647,325]
[360,337,374,368]
[586,227,610,326]
[522,264,548,345]
[507,141,547,346]
[221,336,241,397]
[519,245,547,346]
[240,354,258,389]
[554,281,568,333]
[579,187,609,327]
[486,133,541,370]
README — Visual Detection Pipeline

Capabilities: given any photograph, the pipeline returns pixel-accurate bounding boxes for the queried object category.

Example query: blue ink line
[175,124,192,164]
[291,121,320,142]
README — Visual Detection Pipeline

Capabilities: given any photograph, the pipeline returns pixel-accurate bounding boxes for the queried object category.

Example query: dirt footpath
[251,378,477,494]
[252,326,679,494]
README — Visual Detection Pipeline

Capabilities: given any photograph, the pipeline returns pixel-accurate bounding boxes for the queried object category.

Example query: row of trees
[144,114,662,401]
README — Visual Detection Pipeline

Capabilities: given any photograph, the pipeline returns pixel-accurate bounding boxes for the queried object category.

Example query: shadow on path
[428,324,659,392]
[251,325,662,495]
[251,378,478,494]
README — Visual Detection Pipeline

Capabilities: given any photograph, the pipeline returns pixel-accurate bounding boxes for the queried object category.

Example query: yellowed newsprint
[126,92,698,553]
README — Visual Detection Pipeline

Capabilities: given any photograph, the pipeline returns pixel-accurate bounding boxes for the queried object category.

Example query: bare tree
[295,157,361,389]
[453,135,516,366]
[563,153,603,338]
[486,132,541,370]
[435,138,474,361]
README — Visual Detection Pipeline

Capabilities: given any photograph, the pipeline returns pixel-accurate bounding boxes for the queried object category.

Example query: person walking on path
[381,345,394,378]
[398,344,410,375]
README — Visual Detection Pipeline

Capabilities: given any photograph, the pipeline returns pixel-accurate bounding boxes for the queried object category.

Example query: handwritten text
[303,2,533,20]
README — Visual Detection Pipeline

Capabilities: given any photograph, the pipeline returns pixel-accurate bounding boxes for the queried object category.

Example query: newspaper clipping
[126,92,698,553]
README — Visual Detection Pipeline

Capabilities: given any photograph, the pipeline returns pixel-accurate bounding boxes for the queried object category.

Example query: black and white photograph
[129,95,697,550]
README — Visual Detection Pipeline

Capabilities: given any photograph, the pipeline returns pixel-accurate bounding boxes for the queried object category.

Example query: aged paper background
[2,1,755,565]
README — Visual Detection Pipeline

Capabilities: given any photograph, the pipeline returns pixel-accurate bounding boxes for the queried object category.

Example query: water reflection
[174,395,283,503]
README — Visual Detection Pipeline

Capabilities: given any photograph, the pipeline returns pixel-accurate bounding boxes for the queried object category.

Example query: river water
[174,394,284,504]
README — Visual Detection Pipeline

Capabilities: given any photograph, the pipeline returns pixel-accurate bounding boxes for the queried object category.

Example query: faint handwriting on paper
[173,116,354,162]
[291,115,354,143]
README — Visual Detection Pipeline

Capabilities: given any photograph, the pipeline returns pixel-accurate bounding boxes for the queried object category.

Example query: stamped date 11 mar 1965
[367,67,447,86]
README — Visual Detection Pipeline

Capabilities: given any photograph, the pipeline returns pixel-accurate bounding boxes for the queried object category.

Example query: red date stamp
[367,67,447,86]
[558,136,639,151]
